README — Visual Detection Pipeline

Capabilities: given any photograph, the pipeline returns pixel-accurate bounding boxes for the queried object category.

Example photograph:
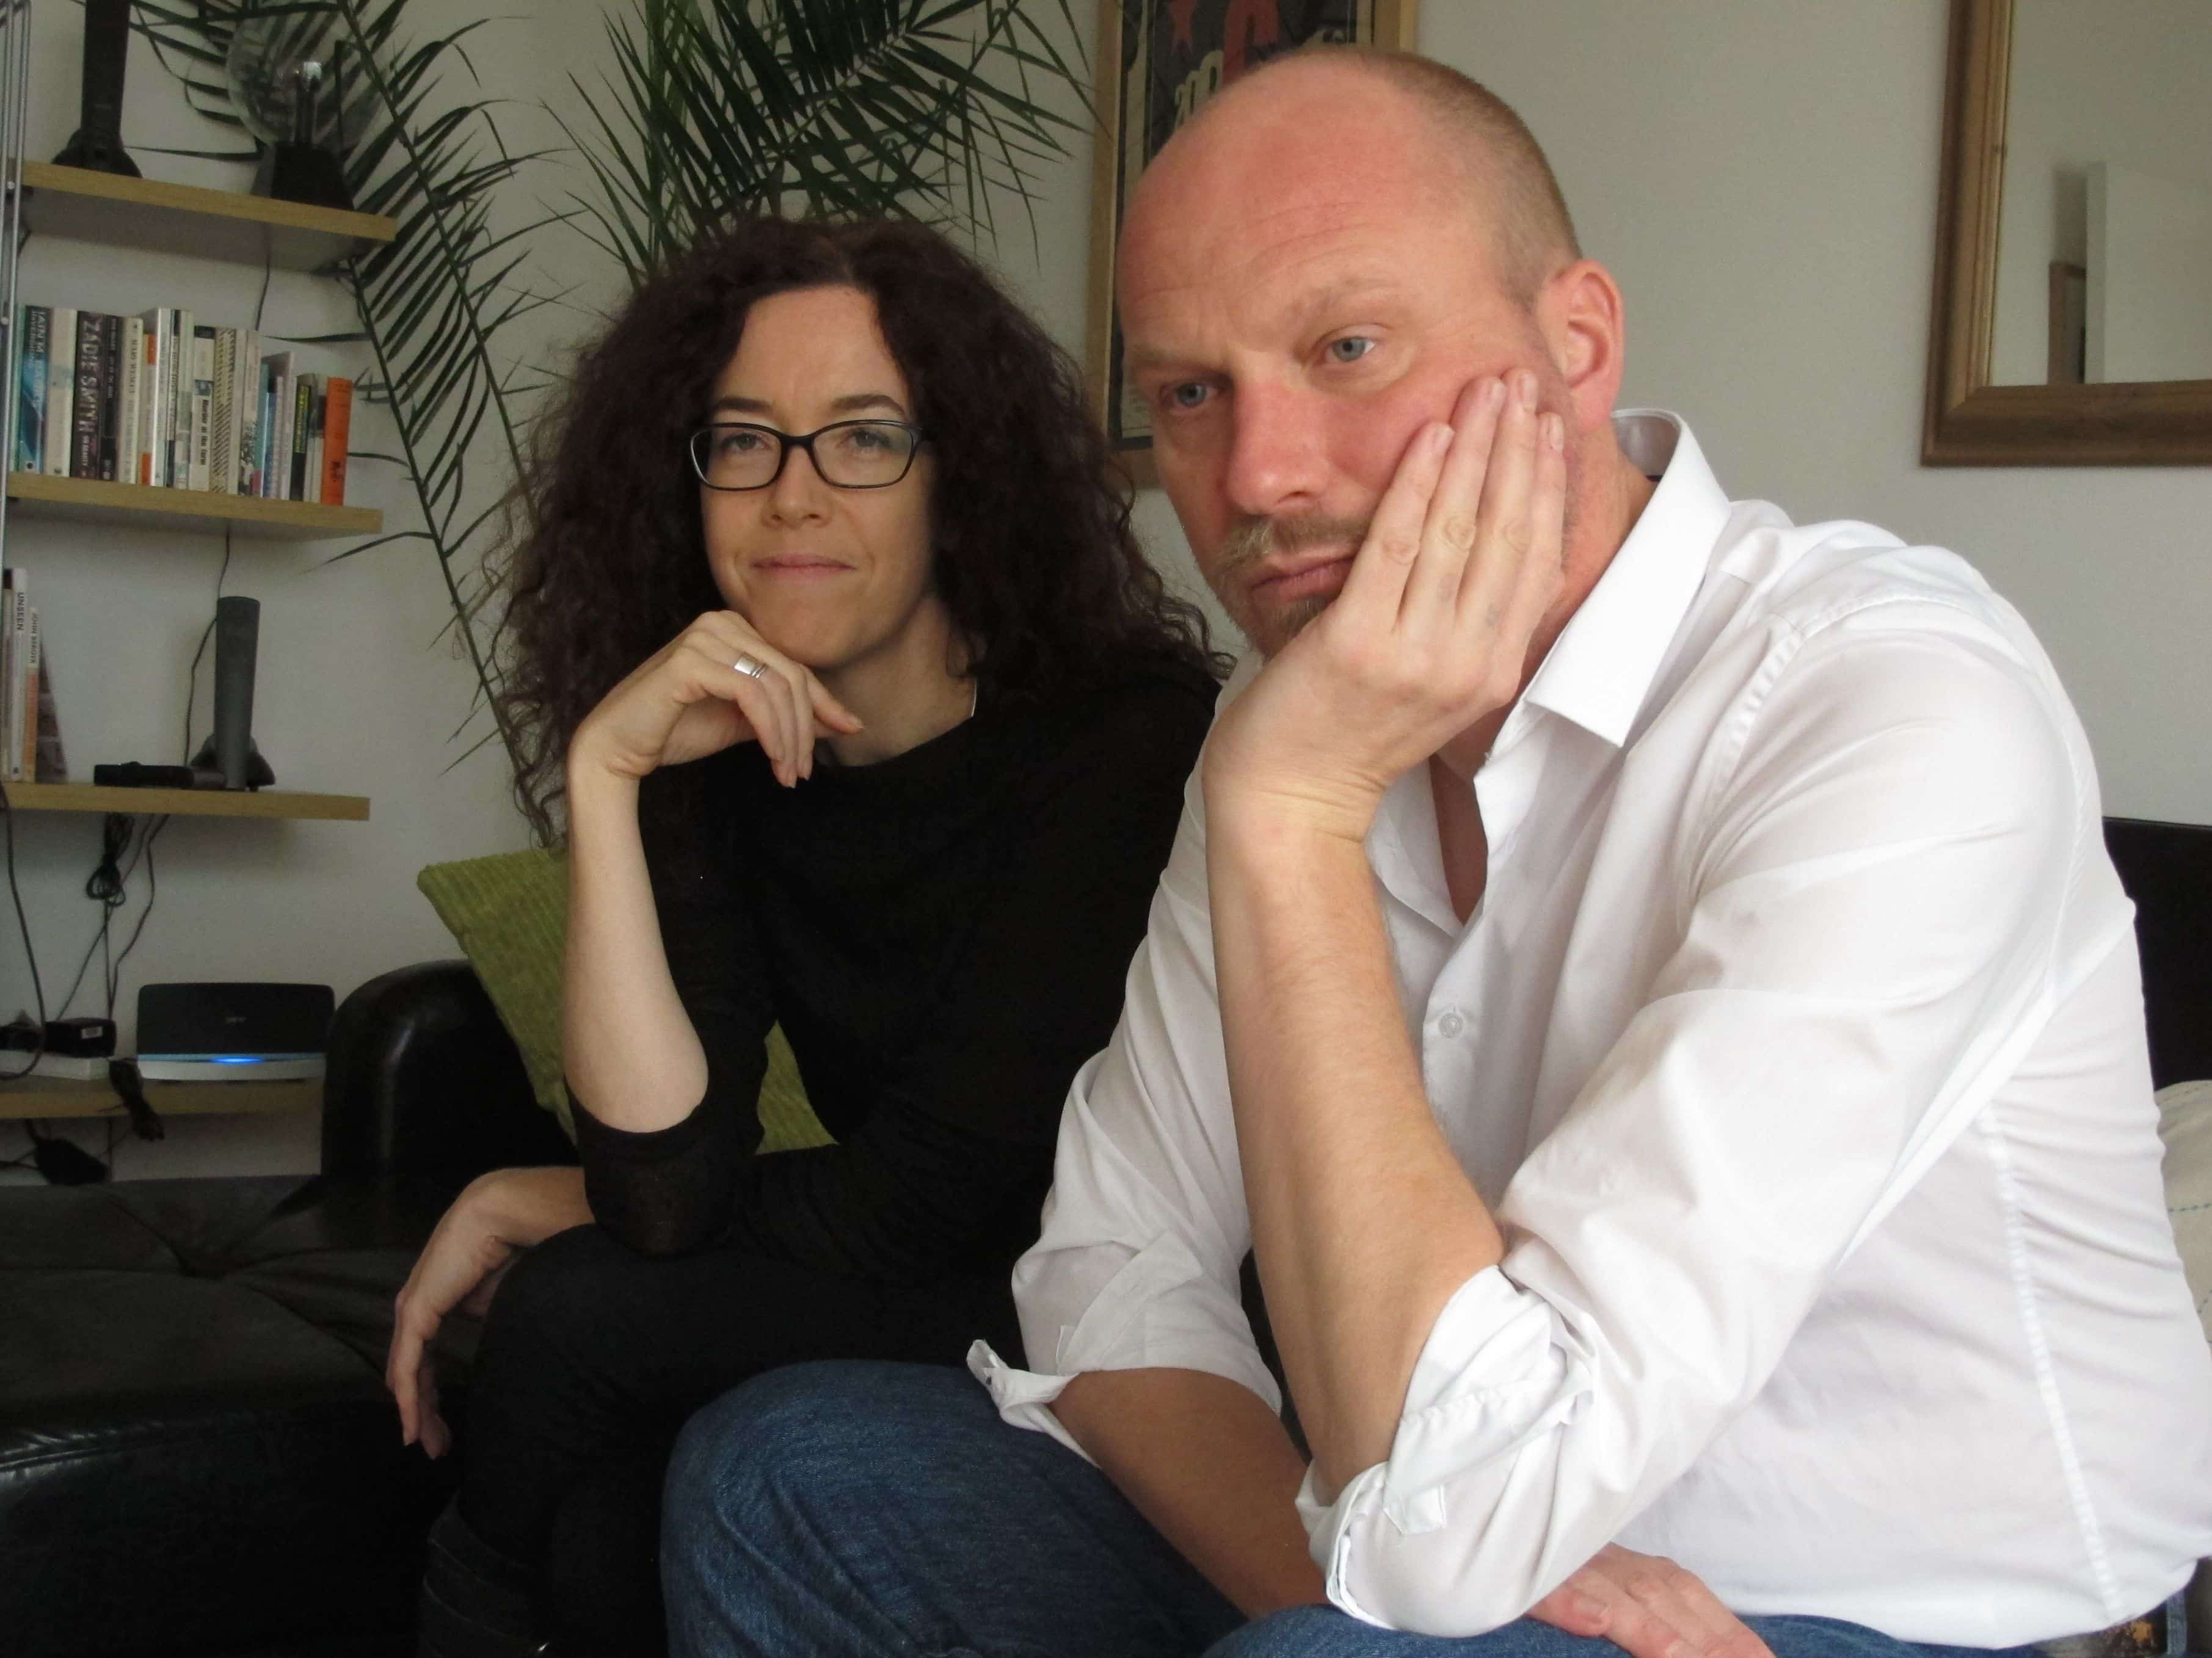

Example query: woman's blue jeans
[660,1359,2039,1658]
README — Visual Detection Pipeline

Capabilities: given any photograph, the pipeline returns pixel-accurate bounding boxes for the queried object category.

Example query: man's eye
[1326,336,1376,364]
[1166,382,1210,410]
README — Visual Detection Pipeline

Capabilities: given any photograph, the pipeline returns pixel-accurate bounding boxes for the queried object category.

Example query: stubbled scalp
[1131,48,1579,308]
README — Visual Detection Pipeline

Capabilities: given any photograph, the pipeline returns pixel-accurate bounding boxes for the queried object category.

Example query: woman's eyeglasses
[688,420,927,491]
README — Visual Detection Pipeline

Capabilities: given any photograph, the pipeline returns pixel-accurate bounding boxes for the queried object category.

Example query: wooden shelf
[2,783,369,821]
[0,1074,319,1120]
[18,161,396,272]
[4,470,380,539]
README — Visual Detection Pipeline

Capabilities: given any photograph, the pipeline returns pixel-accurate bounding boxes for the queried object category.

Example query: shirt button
[1438,1011,1466,1038]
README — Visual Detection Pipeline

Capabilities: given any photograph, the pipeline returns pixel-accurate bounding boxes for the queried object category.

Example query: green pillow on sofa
[415,847,832,1152]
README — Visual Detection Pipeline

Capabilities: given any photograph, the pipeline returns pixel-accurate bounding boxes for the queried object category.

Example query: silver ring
[732,652,769,680]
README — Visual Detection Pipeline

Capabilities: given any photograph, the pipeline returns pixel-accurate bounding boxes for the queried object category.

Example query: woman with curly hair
[387,215,1224,1658]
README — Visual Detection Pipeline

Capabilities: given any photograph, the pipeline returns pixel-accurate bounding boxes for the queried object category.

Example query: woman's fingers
[807,676,865,735]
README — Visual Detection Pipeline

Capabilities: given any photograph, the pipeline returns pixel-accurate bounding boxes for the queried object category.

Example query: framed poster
[1085,0,1422,484]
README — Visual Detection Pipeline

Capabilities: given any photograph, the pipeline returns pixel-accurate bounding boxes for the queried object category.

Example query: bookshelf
[2,783,369,821]
[0,1073,318,1121]
[20,161,396,272]
[5,470,380,539]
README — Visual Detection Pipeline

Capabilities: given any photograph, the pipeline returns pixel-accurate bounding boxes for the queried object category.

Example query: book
[15,306,48,474]
[32,647,65,782]
[96,314,122,482]
[118,315,144,489]
[0,569,16,783]
[171,307,194,489]
[68,311,102,479]
[263,350,294,500]
[43,308,75,478]
[209,329,238,495]
[19,605,37,782]
[233,330,261,495]
[189,325,216,492]
[288,368,313,501]
[137,307,172,487]
[319,376,352,506]
[303,384,319,502]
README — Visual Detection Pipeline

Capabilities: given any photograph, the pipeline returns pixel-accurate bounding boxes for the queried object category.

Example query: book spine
[0,573,16,783]
[70,313,102,479]
[118,316,144,488]
[190,325,216,492]
[269,361,291,499]
[43,309,75,477]
[235,332,261,495]
[3,581,23,782]
[291,372,314,501]
[32,640,63,783]
[20,606,37,782]
[96,315,121,481]
[320,376,352,505]
[209,329,238,495]
[258,367,275,497]
[16,306,47,473]
[304,377,322,500]
[139,309,169,487]
[169,308,192,490]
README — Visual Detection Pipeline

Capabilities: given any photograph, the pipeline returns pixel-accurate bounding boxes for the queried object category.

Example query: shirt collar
[1515,410,1731,751]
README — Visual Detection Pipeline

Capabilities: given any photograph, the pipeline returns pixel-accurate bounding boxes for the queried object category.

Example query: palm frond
[135,0,556,779]
[566,0,1090,283]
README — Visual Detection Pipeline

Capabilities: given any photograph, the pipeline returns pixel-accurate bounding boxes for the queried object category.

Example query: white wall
[7,0,2204,1181]
[0,0,620,1181]
[1013,1,2209,829]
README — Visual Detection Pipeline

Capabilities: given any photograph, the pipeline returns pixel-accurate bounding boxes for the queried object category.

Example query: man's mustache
[1214,513,1373,578]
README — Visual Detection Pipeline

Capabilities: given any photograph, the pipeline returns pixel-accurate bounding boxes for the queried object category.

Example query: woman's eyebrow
[706,391,906,418]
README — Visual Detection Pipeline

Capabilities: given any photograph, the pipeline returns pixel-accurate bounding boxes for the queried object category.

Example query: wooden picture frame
[1085,1,1422,487]
[1923,0,2212,465]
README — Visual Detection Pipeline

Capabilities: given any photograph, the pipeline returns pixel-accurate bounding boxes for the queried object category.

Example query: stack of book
[11,305,353,506]
[0,567,62,784]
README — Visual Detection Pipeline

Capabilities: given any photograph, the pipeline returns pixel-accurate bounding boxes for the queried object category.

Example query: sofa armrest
[322,959,576,1199]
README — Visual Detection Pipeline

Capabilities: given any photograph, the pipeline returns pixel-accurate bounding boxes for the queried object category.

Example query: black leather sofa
[1,818,2207,1658]
[0,962,572,1658]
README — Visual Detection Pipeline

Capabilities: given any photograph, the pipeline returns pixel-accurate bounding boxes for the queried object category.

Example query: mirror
[1923,0,2212,464]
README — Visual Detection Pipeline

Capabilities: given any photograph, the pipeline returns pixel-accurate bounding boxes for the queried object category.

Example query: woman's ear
[1538,259,1629,434]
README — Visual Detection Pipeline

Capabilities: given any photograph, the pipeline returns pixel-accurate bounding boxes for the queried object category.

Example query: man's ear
[1538,259,1629,433]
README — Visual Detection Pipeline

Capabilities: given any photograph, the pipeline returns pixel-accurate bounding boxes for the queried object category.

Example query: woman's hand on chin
[569,611,864,790]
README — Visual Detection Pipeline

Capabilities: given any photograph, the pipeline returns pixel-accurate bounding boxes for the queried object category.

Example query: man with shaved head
[660,48,2212,1658]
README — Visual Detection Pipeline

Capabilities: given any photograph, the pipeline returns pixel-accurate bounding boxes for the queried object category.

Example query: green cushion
[415,847,832,1152]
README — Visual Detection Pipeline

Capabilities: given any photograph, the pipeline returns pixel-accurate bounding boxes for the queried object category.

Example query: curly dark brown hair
[491,214,1224,843]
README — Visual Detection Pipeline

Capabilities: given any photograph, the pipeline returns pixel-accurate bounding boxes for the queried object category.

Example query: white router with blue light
[133,983,334,1083]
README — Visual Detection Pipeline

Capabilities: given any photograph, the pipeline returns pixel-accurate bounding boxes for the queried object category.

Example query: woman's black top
[569,657,1218,1284]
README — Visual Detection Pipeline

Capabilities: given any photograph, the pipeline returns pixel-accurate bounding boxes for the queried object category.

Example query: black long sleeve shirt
[569,658,1218,1284]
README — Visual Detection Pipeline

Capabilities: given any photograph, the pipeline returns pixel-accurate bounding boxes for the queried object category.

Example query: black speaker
[51,0,139,178]
[191,595,275,790]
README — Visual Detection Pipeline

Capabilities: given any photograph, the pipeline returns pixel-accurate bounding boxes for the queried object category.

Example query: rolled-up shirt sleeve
[1298,609,2102,1632]
[970,745,1286,1453]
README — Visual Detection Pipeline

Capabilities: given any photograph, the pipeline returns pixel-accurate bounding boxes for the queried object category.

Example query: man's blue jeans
[661,1360,2039,1658]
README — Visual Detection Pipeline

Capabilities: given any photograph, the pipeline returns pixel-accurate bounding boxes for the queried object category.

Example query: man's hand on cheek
[1531,1544,1777,1658]
[1201,369,1568,845]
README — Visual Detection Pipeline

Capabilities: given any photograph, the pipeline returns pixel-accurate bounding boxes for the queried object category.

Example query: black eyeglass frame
[687,418,930,492]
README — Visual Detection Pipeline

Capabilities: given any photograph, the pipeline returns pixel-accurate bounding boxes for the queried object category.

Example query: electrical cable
[104,816,167,1013]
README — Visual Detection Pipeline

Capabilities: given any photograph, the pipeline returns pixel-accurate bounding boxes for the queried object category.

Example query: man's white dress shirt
[969,413,2212,1645]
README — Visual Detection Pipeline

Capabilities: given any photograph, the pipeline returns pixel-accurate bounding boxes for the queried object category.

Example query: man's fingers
[1336,421,1452,628]
[1450,369,1544,634]
[1399,376,1507,628]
